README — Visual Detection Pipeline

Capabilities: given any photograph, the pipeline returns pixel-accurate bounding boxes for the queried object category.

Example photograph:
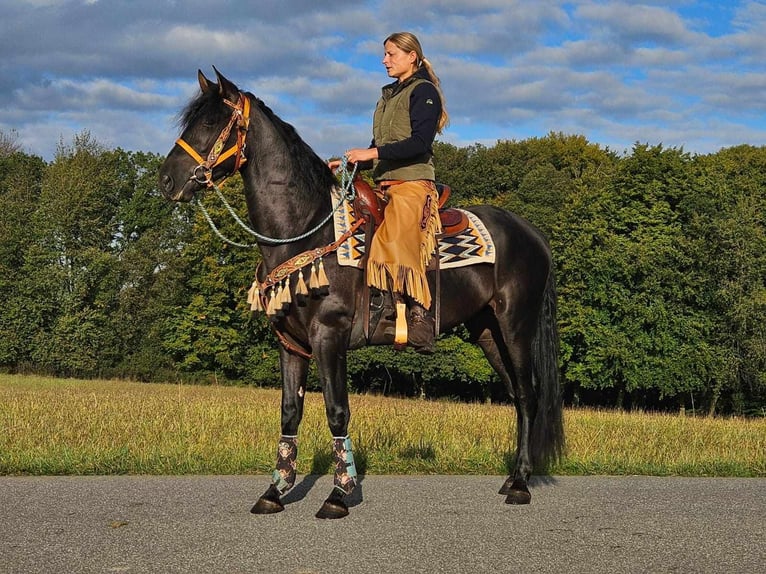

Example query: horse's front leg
[251,346,309,515]
[312,324,358,519]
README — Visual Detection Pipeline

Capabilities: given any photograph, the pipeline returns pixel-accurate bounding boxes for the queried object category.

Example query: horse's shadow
[270,448,558,509]
[279,449,367,509]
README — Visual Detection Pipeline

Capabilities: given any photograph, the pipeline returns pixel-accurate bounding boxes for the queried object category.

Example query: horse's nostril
[160,174,174,193]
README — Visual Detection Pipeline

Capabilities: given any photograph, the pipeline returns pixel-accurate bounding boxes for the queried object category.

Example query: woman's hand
[328,148,378,172]
[345,147,378,164]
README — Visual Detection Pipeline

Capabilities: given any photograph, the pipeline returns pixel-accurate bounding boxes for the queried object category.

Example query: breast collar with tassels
[176,92,251,188]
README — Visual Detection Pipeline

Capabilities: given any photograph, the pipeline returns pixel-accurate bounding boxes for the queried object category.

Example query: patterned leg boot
[272,435,298,494]
[332,436,358,496]
[251,435,297,514]
[316,436,358,519]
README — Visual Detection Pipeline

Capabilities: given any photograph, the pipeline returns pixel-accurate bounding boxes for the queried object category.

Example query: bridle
[170,88,360,252]
[175,92,251,188]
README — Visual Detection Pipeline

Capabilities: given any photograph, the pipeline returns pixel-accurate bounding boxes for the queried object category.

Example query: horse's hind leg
[251,348,309,515]
[467,310,537,505]
[501,337,538,504]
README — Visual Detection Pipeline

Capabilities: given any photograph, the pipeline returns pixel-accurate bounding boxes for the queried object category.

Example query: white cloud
[0,0,763,161]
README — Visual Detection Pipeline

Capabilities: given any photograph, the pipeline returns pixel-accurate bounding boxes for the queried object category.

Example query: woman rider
[332,31,449,354]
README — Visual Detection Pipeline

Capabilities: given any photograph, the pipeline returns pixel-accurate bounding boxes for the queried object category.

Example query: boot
[407,300,436,355]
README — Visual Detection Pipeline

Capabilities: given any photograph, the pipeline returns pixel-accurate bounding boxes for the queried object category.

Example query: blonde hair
[385,32,449,133]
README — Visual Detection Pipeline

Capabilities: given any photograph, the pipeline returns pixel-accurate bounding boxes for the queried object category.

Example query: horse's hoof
[504,486,532,505]
[315,497,349,519]
[498,477,515,495]
[500,478,531,504]
[251,496,285,514]
[250,487,285,514]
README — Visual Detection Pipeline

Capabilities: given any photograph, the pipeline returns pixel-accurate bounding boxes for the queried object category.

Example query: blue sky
[1,0,764,162]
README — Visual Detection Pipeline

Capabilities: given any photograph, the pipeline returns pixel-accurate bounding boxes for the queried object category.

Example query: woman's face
[382,41,417,82]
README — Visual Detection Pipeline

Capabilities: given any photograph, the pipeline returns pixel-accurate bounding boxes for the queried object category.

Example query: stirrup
[393,301,408,351]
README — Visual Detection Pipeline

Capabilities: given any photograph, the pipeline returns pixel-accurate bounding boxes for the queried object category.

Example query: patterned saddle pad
[332,192,496,269]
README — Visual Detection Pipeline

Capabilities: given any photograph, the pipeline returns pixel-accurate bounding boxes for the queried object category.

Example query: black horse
[159,69,564,519]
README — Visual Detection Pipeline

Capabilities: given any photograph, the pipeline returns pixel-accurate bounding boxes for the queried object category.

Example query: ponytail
[420,57,449,134]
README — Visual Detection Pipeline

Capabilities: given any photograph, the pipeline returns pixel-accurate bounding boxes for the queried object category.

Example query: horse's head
[159,67,250,202]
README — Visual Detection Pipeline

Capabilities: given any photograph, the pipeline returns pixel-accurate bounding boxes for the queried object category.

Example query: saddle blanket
[332,193,496,269]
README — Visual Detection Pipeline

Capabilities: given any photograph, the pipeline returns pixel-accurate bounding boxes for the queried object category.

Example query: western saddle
[351,177,468,237]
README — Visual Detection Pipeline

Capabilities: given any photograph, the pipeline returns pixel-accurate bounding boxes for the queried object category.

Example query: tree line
[0,130,763,415]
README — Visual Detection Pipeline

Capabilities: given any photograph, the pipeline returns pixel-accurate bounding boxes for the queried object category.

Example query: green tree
[556,144,714,409]
[693,146,766,414]
[28,134,122,374]
[161,175,266,382]
[495,133,618,237]
[0,150,47,369]
[107,149,191,380]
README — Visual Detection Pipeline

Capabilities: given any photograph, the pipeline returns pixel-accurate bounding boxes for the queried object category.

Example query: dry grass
[560,408,765,476]
[1,375,764,476]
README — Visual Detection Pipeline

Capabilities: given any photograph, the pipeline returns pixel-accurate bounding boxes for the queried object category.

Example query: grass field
[1,375,764,477]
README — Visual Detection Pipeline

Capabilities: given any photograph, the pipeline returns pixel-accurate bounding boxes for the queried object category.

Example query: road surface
[1,475,764,573]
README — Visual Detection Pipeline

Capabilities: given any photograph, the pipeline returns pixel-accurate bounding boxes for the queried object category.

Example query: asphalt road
[1,475,764,573]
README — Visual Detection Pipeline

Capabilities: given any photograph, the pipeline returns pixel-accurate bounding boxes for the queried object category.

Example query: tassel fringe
[252,259,333,318]
[308,262,319,293]
[247,281,264,312]
[245,206,366,319]
[295,269,308,306]
[367,262,433,308]
[316,258,329,296]
[280,279,292,311]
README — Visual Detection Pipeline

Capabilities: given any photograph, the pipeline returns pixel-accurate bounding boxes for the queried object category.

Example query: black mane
[250,95,338,195]
[177,88,226,133]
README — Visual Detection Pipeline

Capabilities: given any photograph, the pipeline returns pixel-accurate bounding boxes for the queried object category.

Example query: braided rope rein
[195,158,358,247]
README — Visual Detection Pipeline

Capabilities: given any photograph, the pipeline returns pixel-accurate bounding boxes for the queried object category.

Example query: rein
[196,164,357,247]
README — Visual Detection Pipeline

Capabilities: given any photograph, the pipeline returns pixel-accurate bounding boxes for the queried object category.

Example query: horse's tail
[530,269,565,471]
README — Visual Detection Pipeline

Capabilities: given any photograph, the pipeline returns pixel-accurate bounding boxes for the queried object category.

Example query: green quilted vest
[372,77,436,182]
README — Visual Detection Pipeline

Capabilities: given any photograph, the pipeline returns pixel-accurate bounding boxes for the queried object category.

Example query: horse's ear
[198,70,212,93]
[212,66,238,98]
